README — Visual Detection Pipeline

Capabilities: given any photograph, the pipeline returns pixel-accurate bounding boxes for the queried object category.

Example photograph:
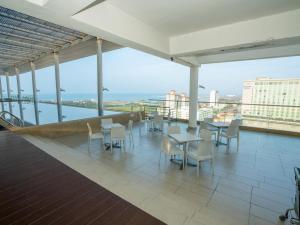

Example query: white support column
[5,72,12,114]
[0,76,4,112]
[30,62,39,125]
[15,67,24,121]
[97,38,104,116]
[188,65,199,129]
[54,52,62,122]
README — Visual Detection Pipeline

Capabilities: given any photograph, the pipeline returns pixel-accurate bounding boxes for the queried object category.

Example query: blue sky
[1,48,300,97]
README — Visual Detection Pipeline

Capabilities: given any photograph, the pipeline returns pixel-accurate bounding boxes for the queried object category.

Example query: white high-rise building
[209,90,219,107]
[165,90,189,119]
[242,77,300,122]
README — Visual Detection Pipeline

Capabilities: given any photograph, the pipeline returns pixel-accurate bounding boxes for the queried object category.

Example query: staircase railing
[0,111,24,127]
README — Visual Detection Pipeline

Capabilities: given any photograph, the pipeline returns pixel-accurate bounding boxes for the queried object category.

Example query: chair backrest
[87,122,92,136]
[198,129,214,157]
[111,126,126,139]
[204,117,213,123]
[128,120,133,132]
[167,126,181,135]
[226,119,241,137]
[197,141,214,158]
[129,113,135,119]
[153,115,163,123]
[152,111,159,116]
[161,136,172,152]
[167,110,171,120]
[138,112,143,121]
[200,129,213,141]
[101,118,113,126]
[199,117,213,132]
[199,121,208,130]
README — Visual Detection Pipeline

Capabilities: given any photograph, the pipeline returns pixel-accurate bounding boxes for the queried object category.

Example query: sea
[2,93,166,125]
[2,92,210,125]
[34,93,166,102]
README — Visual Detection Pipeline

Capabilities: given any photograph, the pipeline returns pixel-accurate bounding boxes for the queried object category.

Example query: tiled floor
[24,123,300,225]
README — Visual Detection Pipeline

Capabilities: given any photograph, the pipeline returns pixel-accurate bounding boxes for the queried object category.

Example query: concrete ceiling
[0,0,300,66]
[108,0,300,36]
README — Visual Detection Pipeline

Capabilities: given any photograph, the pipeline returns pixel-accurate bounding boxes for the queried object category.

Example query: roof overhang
[0,5,122,75]
[0,0,300,67]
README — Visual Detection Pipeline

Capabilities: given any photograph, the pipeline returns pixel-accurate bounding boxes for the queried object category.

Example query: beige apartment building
[242,77,300,123]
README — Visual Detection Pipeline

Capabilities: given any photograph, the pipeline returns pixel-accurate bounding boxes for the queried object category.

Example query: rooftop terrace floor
[24,122,300,225]
[0,130,164,225]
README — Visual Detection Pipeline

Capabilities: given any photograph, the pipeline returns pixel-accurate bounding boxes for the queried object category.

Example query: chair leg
[197,161,200,176]
[110,141,113,153]
[132,134,134,147]
[211,159,214,176]
[237,133,240,151]
[102,138,105,150]
[128,134,131,146]
[88,138,91,153]
[159,151,161,167]
[226,138,230,151]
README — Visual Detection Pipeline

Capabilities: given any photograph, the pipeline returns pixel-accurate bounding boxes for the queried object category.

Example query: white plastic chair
[101,118,113,134]
[199,118,217,141]
[110,126,126,152]
[152,115,163,132]
[87,122,104,153]
[167,126,181,146]
[138,112,150,133]
[167,126,181,135]
[219,119,241,151]
[163,110,172,125]
[101,118,113,126]
[127,120,134,147]
[159,136,184,167]
[188,129,215,176]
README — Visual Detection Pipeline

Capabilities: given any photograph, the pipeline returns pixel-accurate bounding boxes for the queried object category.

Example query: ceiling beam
[170,9,300,56]
[180,43,300,65]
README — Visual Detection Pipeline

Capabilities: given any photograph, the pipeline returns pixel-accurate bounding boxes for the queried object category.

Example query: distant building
[198,108,213,121]
[165,90,189,119]
[209,90,219,107]
[242,77,300,122]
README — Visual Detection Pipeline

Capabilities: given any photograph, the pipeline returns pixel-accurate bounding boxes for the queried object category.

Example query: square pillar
[188,66,199,128]
[97,38,104,116]
[54,53,63,122]
[0,76,4,112]
[30,62,40,125]
[5,72,12,114]
[15,67,24,121]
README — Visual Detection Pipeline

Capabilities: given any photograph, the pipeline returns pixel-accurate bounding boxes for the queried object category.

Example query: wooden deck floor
[0,131,165,225]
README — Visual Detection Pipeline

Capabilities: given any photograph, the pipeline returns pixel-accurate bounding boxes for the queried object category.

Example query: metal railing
[104,99,300,133]
[0,111,24,127]
[2,96,299,134]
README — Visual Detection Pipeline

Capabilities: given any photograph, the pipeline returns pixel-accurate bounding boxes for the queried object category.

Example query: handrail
[0,97,31,103]
[0,111,24,127]
[148,99,300,108]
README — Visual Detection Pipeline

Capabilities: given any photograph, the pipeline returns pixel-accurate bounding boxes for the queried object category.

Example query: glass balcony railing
[111,99,300,134]
[2,96,300,134]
